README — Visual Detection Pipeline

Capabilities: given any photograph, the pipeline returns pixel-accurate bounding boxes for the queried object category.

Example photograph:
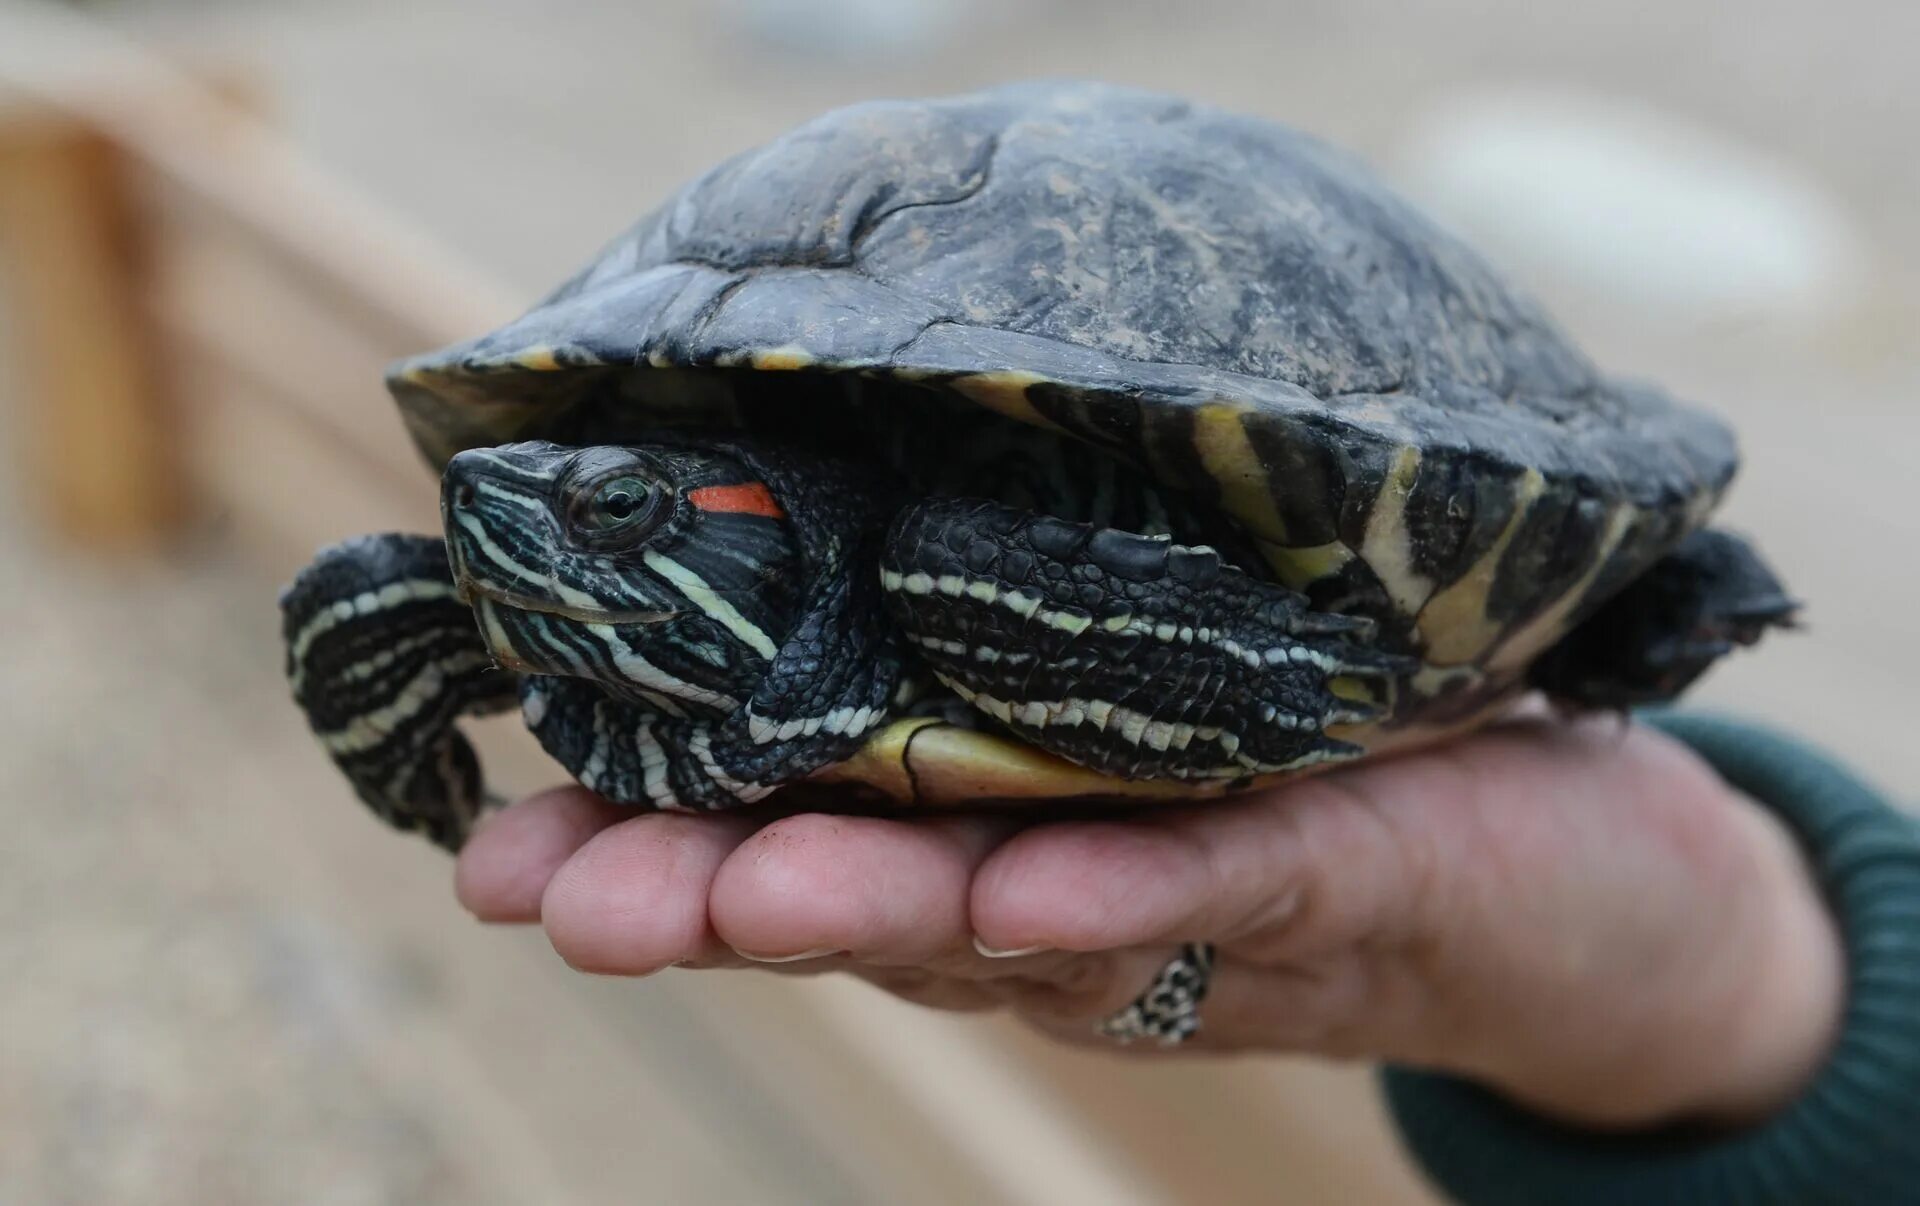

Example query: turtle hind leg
[281,533,519,851]
[1528,528,1799,710]
[880,498,1412,781]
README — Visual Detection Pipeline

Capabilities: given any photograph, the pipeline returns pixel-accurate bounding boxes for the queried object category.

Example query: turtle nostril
[454,483,476,509]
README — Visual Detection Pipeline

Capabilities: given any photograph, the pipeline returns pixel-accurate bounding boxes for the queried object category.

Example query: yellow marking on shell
[1411,663,1487,699]
[514,345,566,372]
[949,371,1068,432]
[1359,446,1436,616]
[1414,468,1548,664]
[1487,504,1640,674]
[1192,403,1290,544]
[749,345,817,372]
[1257,538,1353,590]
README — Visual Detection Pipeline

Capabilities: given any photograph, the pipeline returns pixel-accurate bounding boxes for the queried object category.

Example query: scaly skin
[881,497,1411,781]
[279,533,517,850]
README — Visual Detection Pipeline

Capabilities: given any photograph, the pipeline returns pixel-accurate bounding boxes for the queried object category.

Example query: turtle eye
[575,474,666,540]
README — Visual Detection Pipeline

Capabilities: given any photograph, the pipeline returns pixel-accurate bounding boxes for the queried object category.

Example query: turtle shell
[387,80,1739,802]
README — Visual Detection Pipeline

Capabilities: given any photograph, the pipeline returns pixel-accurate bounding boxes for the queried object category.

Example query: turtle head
[442,441,804,714]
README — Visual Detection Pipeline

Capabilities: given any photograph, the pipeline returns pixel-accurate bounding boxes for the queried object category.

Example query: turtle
[280,80,1795,1044]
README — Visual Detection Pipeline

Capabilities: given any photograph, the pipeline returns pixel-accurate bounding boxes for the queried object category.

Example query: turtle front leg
[880,498,1411,781]
[1528,528,1798,709]
[281,534,519,850]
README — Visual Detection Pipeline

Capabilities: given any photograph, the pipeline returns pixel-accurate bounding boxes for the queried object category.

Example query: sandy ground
[3,0,1916,1202]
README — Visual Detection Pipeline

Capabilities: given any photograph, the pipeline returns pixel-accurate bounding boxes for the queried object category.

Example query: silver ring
[1095,943,1215,1046]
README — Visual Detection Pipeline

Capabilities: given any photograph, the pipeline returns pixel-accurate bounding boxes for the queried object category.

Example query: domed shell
[389,80,1739,726]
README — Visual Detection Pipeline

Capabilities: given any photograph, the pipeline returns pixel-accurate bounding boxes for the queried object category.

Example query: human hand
[454,711,1842,1131]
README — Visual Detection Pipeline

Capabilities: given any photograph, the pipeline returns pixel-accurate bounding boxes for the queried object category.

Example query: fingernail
[973,937,1049,958]
[737,947,840,964]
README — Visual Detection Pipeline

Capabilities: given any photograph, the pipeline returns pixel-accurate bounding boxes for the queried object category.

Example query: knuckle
[1305,775,1444,946]
[1225,885,1309,962]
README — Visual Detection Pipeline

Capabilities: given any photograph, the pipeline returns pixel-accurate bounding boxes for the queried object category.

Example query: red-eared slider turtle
[281,81,1793,1043]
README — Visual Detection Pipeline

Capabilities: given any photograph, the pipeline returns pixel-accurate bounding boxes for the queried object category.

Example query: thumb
[969,754,1455,967]
[966,746,1469,1056]
[968,716,1723,1061]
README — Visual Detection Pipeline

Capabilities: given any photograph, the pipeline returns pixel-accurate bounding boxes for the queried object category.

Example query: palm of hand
[456,712,1840,1130]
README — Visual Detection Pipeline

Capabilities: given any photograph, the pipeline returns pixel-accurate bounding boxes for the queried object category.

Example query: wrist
[1382,712,1920,1206]
[1450,759,1847,1132]
[1668,796,1845,1128]
[1494,792,1845,1130]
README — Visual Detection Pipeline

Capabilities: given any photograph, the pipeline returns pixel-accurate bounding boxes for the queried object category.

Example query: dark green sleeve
[1381,712,1920,1206]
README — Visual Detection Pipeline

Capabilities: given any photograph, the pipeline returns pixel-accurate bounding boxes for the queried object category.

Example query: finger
[1186,950,1411,1056]
[455,787,628,923]
[541,811,756,974]
[851,966,1004,1013]
[709,812,1014,967]
[969,752,1475,960]
[692,951,1013,1015]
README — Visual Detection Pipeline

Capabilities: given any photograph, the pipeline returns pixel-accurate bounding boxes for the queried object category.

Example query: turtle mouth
[457,578,684,627]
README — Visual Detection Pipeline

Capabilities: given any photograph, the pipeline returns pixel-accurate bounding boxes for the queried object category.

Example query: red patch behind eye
[687,482,786,520]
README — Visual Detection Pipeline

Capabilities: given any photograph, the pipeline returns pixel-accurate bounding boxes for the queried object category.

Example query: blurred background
[0,0,1912,1202]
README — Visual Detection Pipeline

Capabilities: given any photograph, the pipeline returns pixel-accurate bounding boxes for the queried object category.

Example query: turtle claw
[1334,645,1420,681]
[1277,605,1416,682]
[1323,701,1387,728]
[1284,616,1412,733]
[1283,608,1378,640]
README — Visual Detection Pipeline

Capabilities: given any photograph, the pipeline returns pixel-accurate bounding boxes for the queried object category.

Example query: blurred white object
[1393,85,1869,328]
[728,0,973,57]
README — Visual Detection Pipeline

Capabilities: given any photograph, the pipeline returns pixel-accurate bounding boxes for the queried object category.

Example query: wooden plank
[0,111,185,548]
[150,194,438,492]
[0,1,515,349]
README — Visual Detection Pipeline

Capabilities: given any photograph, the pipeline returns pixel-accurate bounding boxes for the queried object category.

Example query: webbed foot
[1529,528,1797,709]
